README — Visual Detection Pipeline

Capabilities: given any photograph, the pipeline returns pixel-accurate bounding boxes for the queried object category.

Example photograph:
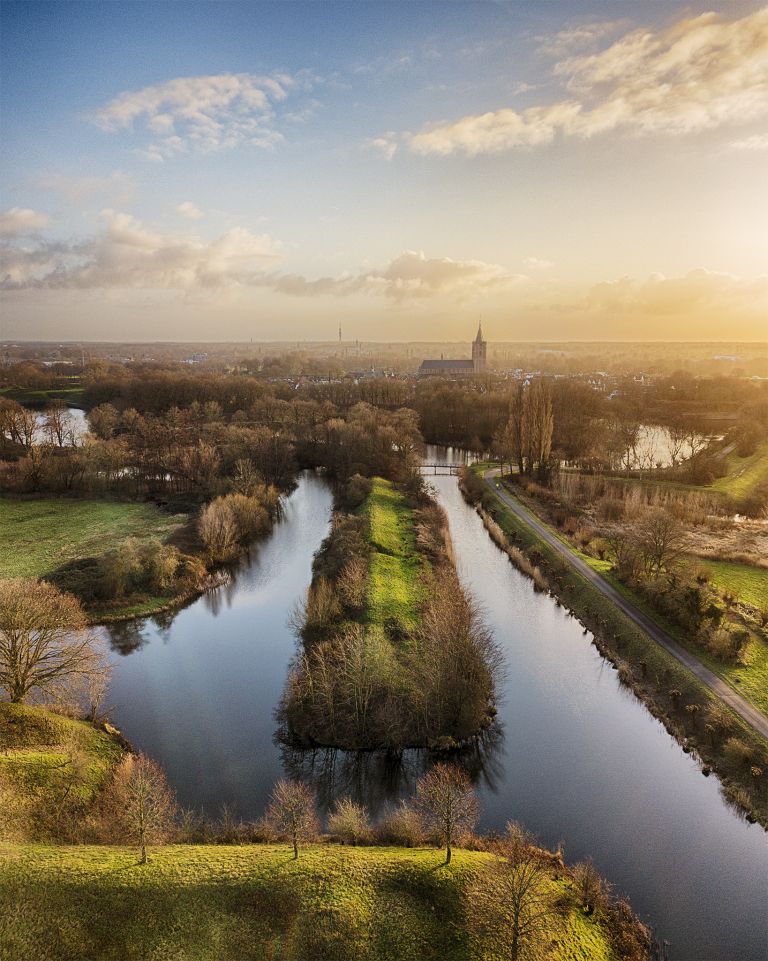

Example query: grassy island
[282,475,499,750]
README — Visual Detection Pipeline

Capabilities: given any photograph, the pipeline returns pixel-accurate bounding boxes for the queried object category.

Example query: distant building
[418,323,487,378]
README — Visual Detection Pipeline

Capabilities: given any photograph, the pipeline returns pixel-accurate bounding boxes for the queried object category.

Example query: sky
[1,0,767,343]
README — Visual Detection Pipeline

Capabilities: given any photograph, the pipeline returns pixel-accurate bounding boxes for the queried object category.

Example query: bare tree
[0,579,109,704]
[43,399,75,448]
[106,754,177,863]
[465,823,557,961]
[415,762,479,864]
[636,509,685,576]
[265,779,319,859]
[198,497,238,562]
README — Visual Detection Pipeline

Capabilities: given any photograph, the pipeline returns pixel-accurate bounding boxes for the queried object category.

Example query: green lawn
[0,386,85,406]
[704,559,768,610]
[363,478,423,632]
[0,843,617,961]
[712,441,768,499]
[0,703,124,805]
[0,498,186,580]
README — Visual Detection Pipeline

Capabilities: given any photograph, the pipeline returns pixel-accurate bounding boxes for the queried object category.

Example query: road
[483,469,768,742]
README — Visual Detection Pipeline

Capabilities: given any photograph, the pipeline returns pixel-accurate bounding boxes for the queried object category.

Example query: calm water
[105,455,767,960]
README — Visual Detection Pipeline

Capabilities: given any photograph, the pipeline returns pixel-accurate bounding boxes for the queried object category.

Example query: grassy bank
[0,386,85,408]
[0,704,125,843]
[363,477,423,632]
[704,559,768,610]
[0,843,623,961]
[711,440,768,499]
[0,497,190,621]
[466,467,768,826]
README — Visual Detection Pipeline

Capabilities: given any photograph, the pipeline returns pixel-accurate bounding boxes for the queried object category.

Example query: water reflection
[278,724,505,816]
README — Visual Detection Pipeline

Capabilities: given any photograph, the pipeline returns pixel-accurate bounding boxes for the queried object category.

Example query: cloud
[384,7,768,156]
[536,20,626,59]
[90,72,308,157]
[267,250,526,301]
[576,269,768,318]
[176,201,203,220]
[1,227,522,303]
[729,133,768,151]
[0,210,282,289]
[0,207,51,235]
[523,257,554,271]
[32,171,135,205]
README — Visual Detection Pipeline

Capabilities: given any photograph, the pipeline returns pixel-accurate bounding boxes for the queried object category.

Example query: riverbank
[461,467,768,827]
[283,475,498,750]
[0,843,645,961]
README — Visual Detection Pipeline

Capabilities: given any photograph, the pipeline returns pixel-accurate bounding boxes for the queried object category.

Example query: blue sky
[1,1,767,341]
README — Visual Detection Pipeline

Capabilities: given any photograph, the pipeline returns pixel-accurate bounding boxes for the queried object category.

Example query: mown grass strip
[362,478,423,632]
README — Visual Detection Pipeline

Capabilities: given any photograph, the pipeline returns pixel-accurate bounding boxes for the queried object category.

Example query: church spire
[474,318,484,343]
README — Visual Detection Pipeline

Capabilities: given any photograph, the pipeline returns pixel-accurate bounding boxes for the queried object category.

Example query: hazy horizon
[2,1,767,343]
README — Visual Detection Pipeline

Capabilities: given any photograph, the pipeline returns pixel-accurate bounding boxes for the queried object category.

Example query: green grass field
[0,703,124,807]
[712,441,768,499]
[704,559,768,610]
[0,386,85,407]
[0,498,186,580]
[0,843,616,961]
[363,478,423,632]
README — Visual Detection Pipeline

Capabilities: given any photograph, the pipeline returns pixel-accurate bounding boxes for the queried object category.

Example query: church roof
[419,359,474,370]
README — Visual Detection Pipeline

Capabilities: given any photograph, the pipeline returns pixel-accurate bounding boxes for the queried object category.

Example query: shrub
[723,736,754,767]
[374,801,425,847]
[198,498,239,562]
[139,540,181,592]
[327,798,371,844]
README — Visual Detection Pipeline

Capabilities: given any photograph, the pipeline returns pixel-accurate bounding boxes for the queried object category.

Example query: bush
[374,801,425,847]
[327,798,371,844]
[340,473,373,510]
[198,498,239,562]
[723,736,754,767]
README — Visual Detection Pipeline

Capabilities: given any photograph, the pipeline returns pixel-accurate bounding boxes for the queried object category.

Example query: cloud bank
[382,7,768,156]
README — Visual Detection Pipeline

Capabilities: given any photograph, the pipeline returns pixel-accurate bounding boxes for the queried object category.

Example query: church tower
[472,321,487,374]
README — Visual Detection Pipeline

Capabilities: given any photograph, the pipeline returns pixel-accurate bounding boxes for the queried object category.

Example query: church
[418,323,487,378]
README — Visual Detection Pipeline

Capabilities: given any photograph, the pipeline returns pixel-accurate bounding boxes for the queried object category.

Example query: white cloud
[268,250,526,301]
[536,20,626,59]
[523,257,554,270]
[0,207,51,235]
[729,133,768,151]
[32,171,135,205]
[1,229,522,303]
[89,72,306,157]
[0,210,282,289]
[176,201,203,220]
[384,7,768,156]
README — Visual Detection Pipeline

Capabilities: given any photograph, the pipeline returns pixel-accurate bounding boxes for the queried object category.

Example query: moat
[104,449,767,960]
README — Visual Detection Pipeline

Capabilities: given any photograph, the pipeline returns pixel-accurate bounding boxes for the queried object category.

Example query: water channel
[104,449,767,960]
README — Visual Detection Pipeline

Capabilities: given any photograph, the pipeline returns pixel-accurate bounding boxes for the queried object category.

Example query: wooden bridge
[421,463,462,475]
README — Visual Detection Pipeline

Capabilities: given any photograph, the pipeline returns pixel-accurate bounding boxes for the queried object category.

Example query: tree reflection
[105,619,151,655]
[277,723,504,817]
